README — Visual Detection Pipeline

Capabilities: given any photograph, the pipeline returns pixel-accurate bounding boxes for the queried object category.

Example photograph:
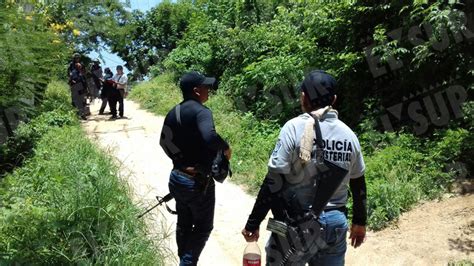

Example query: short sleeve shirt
[113,74,128,90]
[268,111,365,208]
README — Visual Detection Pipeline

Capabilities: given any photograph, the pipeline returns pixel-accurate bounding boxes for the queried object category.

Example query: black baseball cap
[300,70,337,108]
[179,71,216,93]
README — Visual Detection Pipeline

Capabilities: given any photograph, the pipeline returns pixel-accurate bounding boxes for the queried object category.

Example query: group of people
[67,53,129,120]
[160,71,367,265]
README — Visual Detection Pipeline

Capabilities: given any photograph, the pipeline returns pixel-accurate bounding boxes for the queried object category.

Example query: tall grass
[130,73,182,116]
[0,126,163,264]
[207,92,279,191]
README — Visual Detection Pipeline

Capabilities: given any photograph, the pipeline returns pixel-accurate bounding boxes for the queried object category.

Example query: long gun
[137,193,175,219]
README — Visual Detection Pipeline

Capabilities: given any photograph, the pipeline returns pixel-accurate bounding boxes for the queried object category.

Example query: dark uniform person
[99,67,113,115]
[90,59,103,99]
[242,70,367,265]
[159,71,231,266]
[69,63,87,120]
[67,53,82,78]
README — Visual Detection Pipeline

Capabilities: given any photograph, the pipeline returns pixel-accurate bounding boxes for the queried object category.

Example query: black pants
[109,90,124,117]
[99,96,109,114]
[169,170,215,266]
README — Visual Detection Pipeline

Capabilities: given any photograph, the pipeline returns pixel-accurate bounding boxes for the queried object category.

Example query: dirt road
[83,99,473,266]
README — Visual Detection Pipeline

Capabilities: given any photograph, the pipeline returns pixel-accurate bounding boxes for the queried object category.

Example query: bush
[129,73,182,115]
[354,126,470,230]
[40,80,73,113]
[0,125,163,264]
[0,109,77,176]
[207,92,279,192]
[0,81,76,176]
[0,6,69,124]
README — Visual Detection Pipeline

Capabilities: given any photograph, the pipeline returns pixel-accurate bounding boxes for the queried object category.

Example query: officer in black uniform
[160,71,232,266]
[67,53,82,78]
[99,67,113,115]
[90,59,103,99]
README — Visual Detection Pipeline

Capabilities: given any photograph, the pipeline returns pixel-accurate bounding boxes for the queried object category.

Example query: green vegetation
[1,82,164,264]
[129,73,182,115]
[0,5,69,139]
[359,125,469,229]
[0,82,76,176]
[121,1,473,126]
[448,260,474,266]
[0,4,471,264]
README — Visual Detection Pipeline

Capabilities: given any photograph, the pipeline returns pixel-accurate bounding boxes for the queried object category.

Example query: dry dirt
[83,99,473,266]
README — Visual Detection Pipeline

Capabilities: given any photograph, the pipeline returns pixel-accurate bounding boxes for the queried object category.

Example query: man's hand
[224,147,232,161]
[242,228,259,242]
[349,224,366,248]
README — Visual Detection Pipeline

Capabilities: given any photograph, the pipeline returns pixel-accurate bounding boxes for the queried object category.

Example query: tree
[0,4,69,138]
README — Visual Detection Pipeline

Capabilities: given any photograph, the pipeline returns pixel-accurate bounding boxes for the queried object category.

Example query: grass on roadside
[0,81,165,264]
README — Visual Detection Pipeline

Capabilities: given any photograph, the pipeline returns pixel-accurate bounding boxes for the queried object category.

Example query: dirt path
[83,99,473,265]
[346,193,473,265]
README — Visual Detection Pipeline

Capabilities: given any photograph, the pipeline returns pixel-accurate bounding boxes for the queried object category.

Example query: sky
[88,0,163,74]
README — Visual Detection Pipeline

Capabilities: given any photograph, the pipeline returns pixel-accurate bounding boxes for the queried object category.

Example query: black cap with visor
[179,71,216,94]
[300,70,337,108]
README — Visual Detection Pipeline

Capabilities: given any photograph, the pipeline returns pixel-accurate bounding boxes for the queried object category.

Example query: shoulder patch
[272,140,282,156]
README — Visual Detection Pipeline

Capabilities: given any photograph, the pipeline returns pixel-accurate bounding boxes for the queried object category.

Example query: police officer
[67,53,82,78]
[99,67,113,115]
[90,59,103,99]
[159,71,231,266]
[242,70,367,265]
[69,63,87,120]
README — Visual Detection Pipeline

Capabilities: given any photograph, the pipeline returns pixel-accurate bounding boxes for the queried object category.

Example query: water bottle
[243,241,261,266]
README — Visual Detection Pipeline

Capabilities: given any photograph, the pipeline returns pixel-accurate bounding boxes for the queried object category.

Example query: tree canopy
[116,0,472,132]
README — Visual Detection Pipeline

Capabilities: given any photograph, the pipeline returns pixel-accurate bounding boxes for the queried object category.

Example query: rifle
[137,193,176,218]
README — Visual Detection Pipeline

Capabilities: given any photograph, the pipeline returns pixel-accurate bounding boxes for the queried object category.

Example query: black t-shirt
[160,98,229,173]
[101,73,114,96]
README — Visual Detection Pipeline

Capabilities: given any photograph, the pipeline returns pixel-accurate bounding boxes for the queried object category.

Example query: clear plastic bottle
[243,241,261,266]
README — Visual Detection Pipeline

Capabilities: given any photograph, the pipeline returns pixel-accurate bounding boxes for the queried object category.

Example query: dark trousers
[99,96,109,114]
[169,170,215,266]
[109,90,124,117]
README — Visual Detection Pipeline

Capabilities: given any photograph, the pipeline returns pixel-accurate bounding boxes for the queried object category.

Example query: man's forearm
[245,173,273,231]
[350,176,367,225]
